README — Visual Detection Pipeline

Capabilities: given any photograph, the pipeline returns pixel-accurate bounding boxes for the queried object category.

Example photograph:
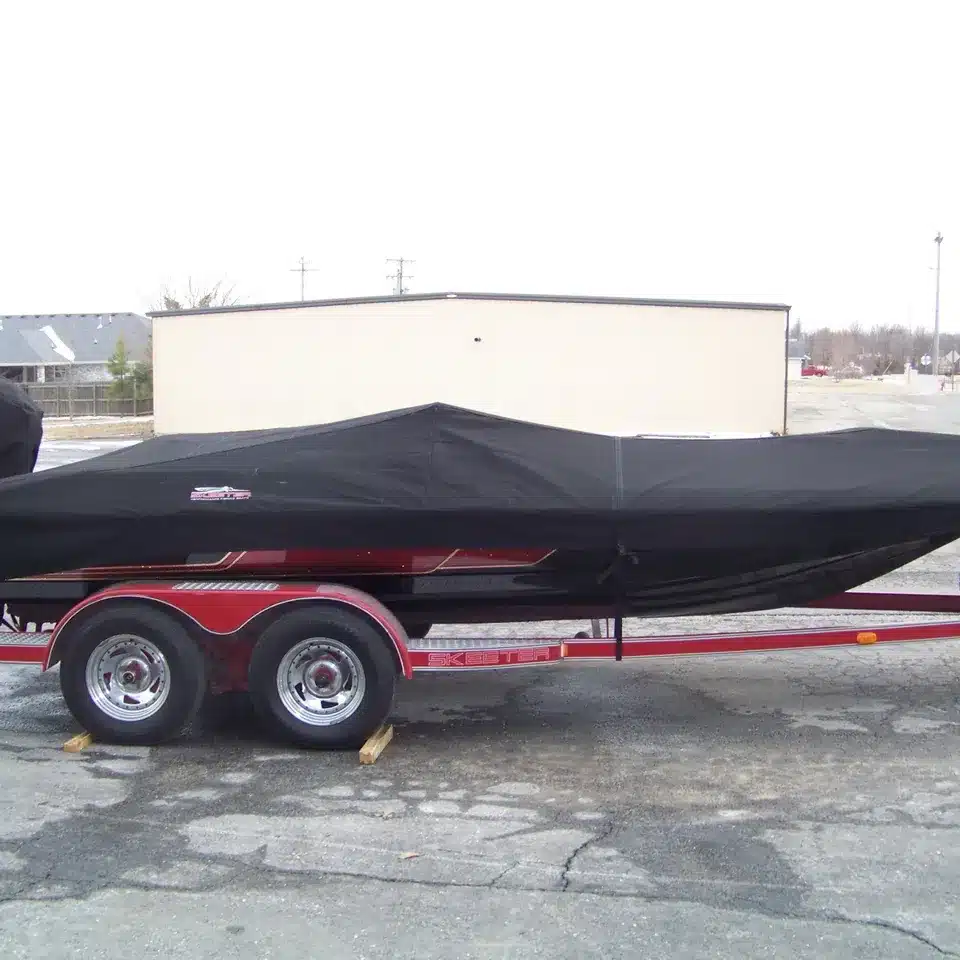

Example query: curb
[42,420,155,441]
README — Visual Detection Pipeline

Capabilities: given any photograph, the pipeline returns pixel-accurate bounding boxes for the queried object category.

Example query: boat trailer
[2,583,959,751]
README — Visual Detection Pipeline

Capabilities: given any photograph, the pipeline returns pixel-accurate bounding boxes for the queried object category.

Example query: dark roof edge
[147,291,791,318]
[0,312,149,320]
[0,360,111,368]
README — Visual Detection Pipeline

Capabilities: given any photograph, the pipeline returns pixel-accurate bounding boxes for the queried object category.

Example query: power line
[289,256,320,301]
[386,257,414,296]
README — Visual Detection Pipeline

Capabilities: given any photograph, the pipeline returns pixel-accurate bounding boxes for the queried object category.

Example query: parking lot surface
[2,385,960,958]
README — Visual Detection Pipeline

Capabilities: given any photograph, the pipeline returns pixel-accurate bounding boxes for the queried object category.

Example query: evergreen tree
[107,337,131,398]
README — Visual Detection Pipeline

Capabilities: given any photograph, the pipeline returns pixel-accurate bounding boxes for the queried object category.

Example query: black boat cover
[1,402,960,585]
[0,378,43,481]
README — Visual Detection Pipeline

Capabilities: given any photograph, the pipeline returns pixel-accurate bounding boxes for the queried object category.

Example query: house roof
[148,291,792,318]
[0,313,151,366]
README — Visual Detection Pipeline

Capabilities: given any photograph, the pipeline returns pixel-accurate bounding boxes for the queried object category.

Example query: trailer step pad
[0,632,52,665]
[408,636,557,651]
[408,636,561,669]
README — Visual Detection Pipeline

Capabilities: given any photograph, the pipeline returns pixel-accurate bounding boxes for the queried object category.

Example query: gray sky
[2,0,957,331]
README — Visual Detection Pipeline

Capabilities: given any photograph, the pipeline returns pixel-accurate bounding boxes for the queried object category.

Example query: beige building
[149,292,791,437]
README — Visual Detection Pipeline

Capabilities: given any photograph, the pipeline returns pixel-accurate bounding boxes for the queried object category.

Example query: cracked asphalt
[3,380,960,958]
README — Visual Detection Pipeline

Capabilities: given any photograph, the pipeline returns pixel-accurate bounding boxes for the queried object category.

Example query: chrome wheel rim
[85,634,170,722]
[276,638,366,726]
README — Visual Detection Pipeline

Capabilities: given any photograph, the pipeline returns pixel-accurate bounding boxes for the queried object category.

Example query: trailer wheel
[58,605,207,746]
[248,606,396,749]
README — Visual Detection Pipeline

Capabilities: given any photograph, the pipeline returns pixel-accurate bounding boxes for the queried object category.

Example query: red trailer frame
[2,581,959,750]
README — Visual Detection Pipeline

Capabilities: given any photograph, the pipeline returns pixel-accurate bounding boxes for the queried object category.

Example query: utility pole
[933,232,944,376]
[386,258,414,296]
[289,256,320,301]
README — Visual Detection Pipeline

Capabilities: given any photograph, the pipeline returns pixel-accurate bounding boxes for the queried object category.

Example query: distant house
[0,313,151,384]
[787,338,809,381]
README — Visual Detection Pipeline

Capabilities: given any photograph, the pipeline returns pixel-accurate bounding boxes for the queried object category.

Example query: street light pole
[933,232,943,375]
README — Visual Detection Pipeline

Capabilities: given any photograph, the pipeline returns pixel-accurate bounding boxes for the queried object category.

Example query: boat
[2,402,959,629]
[4,401,960,750]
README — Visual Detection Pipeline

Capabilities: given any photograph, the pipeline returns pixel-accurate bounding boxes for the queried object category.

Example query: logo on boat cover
[190,486,252,502]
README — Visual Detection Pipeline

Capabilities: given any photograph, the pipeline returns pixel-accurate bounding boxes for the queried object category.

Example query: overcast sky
[1,1,957,331]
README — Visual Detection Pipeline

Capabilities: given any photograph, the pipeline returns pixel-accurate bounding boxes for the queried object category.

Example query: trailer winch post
[612,545,626,661]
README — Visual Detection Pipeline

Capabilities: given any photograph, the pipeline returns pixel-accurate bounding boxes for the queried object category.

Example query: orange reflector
[856,631,878,645]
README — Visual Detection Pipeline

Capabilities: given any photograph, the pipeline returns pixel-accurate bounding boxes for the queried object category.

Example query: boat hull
[1,537,947,628]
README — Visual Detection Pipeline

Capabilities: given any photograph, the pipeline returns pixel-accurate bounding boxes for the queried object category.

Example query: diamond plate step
[0,632,52,665]
[0,631,52,647]
[406,636,557,652]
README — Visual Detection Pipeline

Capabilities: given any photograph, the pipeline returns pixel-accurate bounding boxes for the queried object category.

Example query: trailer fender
[43,581,414,679]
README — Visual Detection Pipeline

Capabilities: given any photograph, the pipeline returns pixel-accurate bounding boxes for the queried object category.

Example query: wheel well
[45,597,205,670]
[242,598,408,677]
[46,594,409,678]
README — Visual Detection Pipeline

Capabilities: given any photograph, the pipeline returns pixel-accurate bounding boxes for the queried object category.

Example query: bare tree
[808,327,835,367]
[154,279,238,312]
[832,329,859,368]
[797,322,954,375]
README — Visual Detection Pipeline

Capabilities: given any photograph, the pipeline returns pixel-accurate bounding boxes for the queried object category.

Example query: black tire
[248,605,396,749]
[58,604,208,746]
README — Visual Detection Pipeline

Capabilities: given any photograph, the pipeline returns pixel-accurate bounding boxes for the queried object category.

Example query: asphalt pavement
[2,383,960,958]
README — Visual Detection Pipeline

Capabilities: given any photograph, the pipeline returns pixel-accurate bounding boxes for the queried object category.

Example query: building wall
[787,357,804,380]
[44,363,112,384]
[154,297,788,436]
[1,363,111,384]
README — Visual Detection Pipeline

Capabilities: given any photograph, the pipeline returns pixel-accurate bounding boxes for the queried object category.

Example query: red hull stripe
[22,548,556,581]
[436,549,555,570]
